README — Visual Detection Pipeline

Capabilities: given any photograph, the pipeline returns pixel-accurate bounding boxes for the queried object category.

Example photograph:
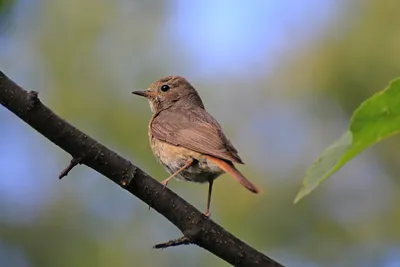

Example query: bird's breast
[149,136,224,183]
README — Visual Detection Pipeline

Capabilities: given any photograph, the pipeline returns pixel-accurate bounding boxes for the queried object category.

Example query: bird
[132,76,261,217]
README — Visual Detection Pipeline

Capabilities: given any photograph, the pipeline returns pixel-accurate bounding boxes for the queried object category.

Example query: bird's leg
[204,179,214,218]
[161,158,194,189]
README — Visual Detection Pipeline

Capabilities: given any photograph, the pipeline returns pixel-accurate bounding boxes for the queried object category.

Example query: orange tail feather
[207,156,261,194]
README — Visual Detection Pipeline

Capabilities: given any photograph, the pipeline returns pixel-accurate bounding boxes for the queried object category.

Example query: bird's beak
[132,90,148,97]
[132,90,159,98]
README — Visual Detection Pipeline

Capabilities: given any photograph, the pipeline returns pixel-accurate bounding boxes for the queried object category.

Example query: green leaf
[294,77,400,203]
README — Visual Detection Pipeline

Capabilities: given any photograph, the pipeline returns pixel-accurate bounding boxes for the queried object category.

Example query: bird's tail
[207,156,261,194]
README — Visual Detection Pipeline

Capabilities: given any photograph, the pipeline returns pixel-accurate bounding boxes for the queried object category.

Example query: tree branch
[0,70,284,267]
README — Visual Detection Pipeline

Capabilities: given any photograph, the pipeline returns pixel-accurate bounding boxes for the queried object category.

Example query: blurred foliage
[0,0,14,31]
[0,0,13,16]
[1,0,400,267]
[296,78,400,203]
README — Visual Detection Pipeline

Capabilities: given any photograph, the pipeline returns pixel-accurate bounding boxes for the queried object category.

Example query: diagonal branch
[0,70,284,267]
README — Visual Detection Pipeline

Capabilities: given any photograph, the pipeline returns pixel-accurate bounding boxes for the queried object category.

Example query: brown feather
[150,103,244,164]
[206,156,261,194]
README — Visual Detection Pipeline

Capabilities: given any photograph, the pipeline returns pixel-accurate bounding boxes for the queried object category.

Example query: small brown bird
[133,76,261,217]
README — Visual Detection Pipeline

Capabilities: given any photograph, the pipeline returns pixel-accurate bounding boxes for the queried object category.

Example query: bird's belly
[150,137,224,183]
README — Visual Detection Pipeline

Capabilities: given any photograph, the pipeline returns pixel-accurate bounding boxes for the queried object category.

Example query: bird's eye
[161,84,170,92]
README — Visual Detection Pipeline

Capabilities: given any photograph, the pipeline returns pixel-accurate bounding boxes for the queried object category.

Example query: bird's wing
[150,107,244,164]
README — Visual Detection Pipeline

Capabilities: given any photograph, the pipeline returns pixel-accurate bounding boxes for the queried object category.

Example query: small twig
[59,157,81,179]
[153,236,191,249]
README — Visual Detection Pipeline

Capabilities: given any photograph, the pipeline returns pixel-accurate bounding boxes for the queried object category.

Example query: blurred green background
[1,0,400,266]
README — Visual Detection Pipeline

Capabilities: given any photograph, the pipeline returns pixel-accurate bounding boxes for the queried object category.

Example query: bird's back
[150,103,244,164]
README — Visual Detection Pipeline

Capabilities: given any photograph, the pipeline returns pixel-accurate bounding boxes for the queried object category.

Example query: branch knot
[27,90,40,111]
